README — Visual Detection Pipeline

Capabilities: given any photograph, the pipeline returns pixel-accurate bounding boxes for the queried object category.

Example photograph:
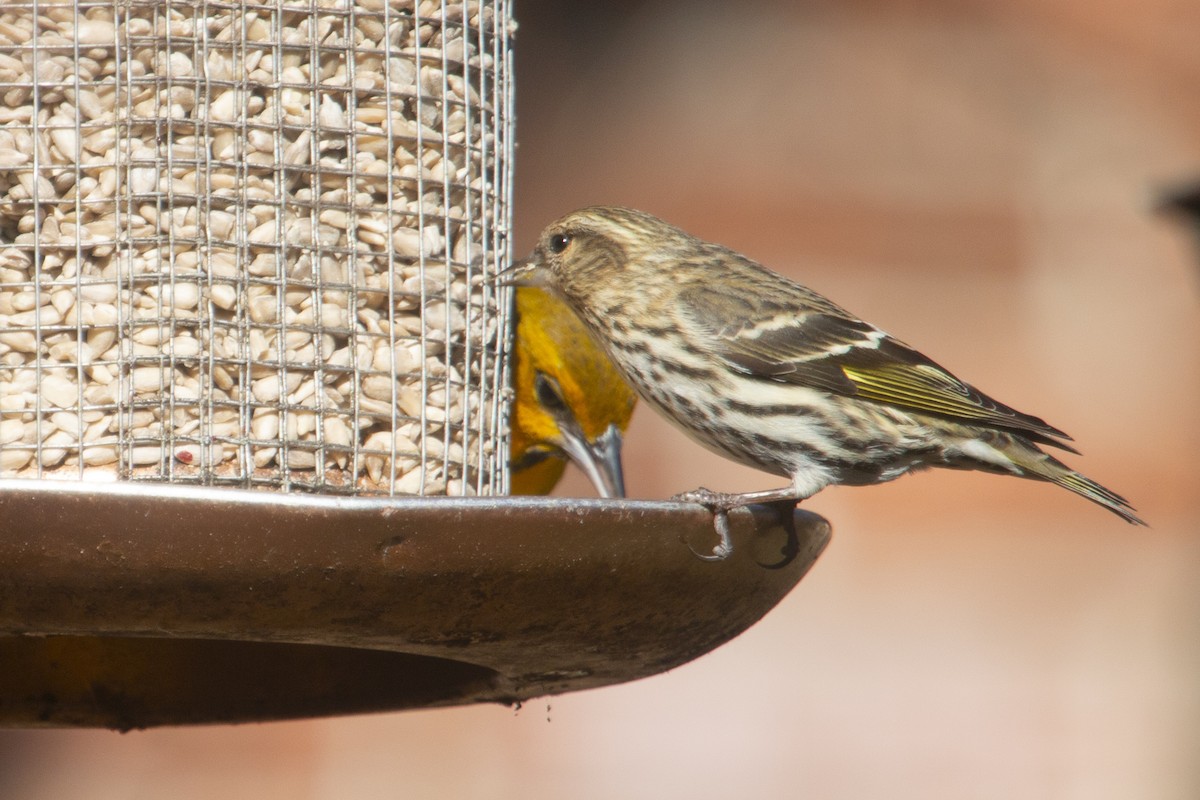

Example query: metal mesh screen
[0,0,514,496]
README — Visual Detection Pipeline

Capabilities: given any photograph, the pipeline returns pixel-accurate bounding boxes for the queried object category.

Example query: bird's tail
[1008,446,1146,526]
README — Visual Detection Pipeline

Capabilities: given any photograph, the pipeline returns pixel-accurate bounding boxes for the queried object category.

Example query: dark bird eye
[534,372,568,414]
[548,233,570,254]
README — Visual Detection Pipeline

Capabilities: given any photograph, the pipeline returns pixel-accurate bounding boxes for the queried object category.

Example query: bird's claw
[687,508,733,561]
[674,487,735,561]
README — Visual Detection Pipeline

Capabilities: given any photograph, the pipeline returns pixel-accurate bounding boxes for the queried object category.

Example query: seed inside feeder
[0,1,513,495]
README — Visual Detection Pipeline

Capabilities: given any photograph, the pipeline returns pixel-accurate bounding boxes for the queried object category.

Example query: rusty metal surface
[0,480,829,729]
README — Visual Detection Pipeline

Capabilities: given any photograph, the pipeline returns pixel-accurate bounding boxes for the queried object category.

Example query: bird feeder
[0,0,828,728]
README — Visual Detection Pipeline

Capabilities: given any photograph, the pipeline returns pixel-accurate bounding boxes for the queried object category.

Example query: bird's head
[509,286,637,498]
[505,206,687,305]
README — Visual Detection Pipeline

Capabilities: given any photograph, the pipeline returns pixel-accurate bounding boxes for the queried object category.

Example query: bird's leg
[672,486,802,561]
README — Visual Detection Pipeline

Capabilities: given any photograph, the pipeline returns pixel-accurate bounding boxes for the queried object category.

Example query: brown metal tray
[0,481,829,729]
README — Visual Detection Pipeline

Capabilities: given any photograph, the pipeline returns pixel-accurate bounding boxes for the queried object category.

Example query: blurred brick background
[2,1,1197,797]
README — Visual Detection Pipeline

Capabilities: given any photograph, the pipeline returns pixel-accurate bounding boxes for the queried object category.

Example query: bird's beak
[494,257,543,288]
[557,422,628,499]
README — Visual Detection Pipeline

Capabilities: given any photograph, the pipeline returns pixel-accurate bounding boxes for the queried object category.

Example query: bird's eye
[548,233,571,254]
[534,372,568,414]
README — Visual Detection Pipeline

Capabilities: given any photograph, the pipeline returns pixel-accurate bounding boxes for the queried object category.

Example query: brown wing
[678,281,1077,451]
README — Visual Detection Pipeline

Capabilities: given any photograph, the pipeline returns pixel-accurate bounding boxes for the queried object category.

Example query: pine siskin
[510,285,637,497]
[507,206,1144,558]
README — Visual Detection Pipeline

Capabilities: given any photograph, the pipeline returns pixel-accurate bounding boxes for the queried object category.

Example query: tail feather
[1015,450,1146,526]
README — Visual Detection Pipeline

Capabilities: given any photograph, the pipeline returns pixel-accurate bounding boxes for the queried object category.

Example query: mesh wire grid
[0,0,514,496]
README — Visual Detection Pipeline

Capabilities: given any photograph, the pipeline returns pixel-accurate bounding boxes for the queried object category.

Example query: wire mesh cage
[0,0,514,496]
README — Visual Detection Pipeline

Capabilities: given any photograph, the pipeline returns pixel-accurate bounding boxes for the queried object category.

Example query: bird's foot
[672,486,804,561]
[671,486,748,514]
[672,486,747,561]
[682,508,733,562]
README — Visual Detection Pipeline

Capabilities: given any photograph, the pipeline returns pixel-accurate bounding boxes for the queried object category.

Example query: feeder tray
[0,480,829,729]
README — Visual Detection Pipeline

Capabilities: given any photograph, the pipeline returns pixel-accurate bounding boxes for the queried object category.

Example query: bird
[506,206,1144,558]
[509,285,637,498]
